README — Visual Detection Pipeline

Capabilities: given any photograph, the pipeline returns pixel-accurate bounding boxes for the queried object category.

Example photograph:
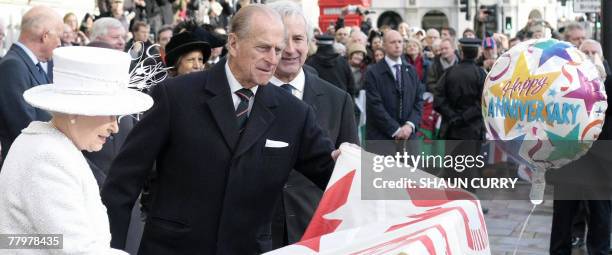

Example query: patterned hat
[482,37,496,49]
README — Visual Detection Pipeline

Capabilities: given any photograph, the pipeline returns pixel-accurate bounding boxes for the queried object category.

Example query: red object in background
[318,0,371,33]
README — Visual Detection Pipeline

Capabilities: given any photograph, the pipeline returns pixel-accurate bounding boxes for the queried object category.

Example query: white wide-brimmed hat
[23,46,153,116]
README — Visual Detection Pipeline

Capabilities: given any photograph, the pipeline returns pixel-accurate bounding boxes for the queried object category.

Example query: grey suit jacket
[272,69,359,247]
[0,44,53,160]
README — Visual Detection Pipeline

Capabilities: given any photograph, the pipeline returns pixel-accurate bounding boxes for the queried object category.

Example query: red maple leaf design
[298,169,356,251]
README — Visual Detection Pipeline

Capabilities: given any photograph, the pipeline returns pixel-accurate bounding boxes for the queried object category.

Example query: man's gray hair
[90,17,124,42]
[563,22,584,40]
[267,0,313,42]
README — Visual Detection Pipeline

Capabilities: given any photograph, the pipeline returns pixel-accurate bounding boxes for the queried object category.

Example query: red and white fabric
[266,144,490,255]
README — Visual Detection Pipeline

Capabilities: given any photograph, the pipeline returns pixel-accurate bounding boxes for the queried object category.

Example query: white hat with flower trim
[23,46,153,116]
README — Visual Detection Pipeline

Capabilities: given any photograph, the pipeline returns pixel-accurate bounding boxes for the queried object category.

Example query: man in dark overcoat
[101,5,337,254]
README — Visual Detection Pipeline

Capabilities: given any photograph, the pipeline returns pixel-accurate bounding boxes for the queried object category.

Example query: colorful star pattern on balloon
[545,125,585,161]
[505,134,526,157]
[535,40,573,67]
[490,53,561,134]
[563,69,606,115]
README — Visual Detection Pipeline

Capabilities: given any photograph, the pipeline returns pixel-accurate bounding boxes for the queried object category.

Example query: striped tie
[235,88,254,133]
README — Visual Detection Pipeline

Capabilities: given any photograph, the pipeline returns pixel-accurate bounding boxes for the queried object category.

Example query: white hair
[90,17,124,42]
[267,0,313,42]
[426,28,440,37]
[580,39,603,57]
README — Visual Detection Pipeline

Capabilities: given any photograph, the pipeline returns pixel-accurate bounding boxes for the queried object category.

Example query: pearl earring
[70,119,76,125]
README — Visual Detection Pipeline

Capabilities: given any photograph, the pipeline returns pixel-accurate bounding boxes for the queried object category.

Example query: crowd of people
[0,0,611,254]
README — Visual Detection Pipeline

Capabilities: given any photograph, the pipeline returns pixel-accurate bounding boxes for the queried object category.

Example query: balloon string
[513,203,538,255]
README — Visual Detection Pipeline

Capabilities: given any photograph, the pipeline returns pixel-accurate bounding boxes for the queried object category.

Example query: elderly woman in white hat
[0,46,152,254]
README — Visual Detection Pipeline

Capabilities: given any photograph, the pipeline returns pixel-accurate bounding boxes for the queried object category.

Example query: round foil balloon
[482,39,607,203]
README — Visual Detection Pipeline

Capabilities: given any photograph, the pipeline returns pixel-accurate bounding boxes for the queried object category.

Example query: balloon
[482,39,607,203]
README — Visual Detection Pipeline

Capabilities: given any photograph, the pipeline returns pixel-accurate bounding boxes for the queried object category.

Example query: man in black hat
[434,37,486,140]
[305,35,356,96]
[433,37,486,193]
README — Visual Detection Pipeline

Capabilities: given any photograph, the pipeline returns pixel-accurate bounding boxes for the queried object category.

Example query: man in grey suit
[0,6,63,162]
[268,1,359,248]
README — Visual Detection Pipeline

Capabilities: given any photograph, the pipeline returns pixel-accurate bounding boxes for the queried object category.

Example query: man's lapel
[379,60,395,82]
[302,72,323,112]
[204,60,240,152]
[400,61,415,96]
[234,84,278,158]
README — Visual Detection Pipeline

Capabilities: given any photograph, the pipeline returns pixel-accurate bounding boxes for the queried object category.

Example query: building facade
[368,0,580,38]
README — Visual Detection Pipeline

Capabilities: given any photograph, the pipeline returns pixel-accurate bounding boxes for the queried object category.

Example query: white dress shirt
[270,68,305,100]
[225,62,258,114]
[384,56,416,137]
[384,55,403,81]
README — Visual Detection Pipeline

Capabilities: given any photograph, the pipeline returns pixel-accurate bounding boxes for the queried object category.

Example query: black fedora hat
[165,32,211,68]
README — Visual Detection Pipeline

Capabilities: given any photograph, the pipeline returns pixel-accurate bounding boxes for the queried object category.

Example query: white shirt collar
[270,68,305,94]
[225,61,258,96]
[14,41,48,72]
[385,55,403,79]
[385,55,402,69]
[14,41,39,64]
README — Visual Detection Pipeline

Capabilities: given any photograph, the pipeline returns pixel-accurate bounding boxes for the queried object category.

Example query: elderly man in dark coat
[433,38,486,140]
[101,5,337,254]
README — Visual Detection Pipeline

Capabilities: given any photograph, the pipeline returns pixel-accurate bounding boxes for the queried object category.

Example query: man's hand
[332,149,341,161]
[394,124,413,140]
[401,124,413,139]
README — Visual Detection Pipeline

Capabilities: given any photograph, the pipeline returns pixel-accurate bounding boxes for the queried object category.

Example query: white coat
[0,121,126,254]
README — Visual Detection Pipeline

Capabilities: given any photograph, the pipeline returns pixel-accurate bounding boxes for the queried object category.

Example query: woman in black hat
[164,32,211,77]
